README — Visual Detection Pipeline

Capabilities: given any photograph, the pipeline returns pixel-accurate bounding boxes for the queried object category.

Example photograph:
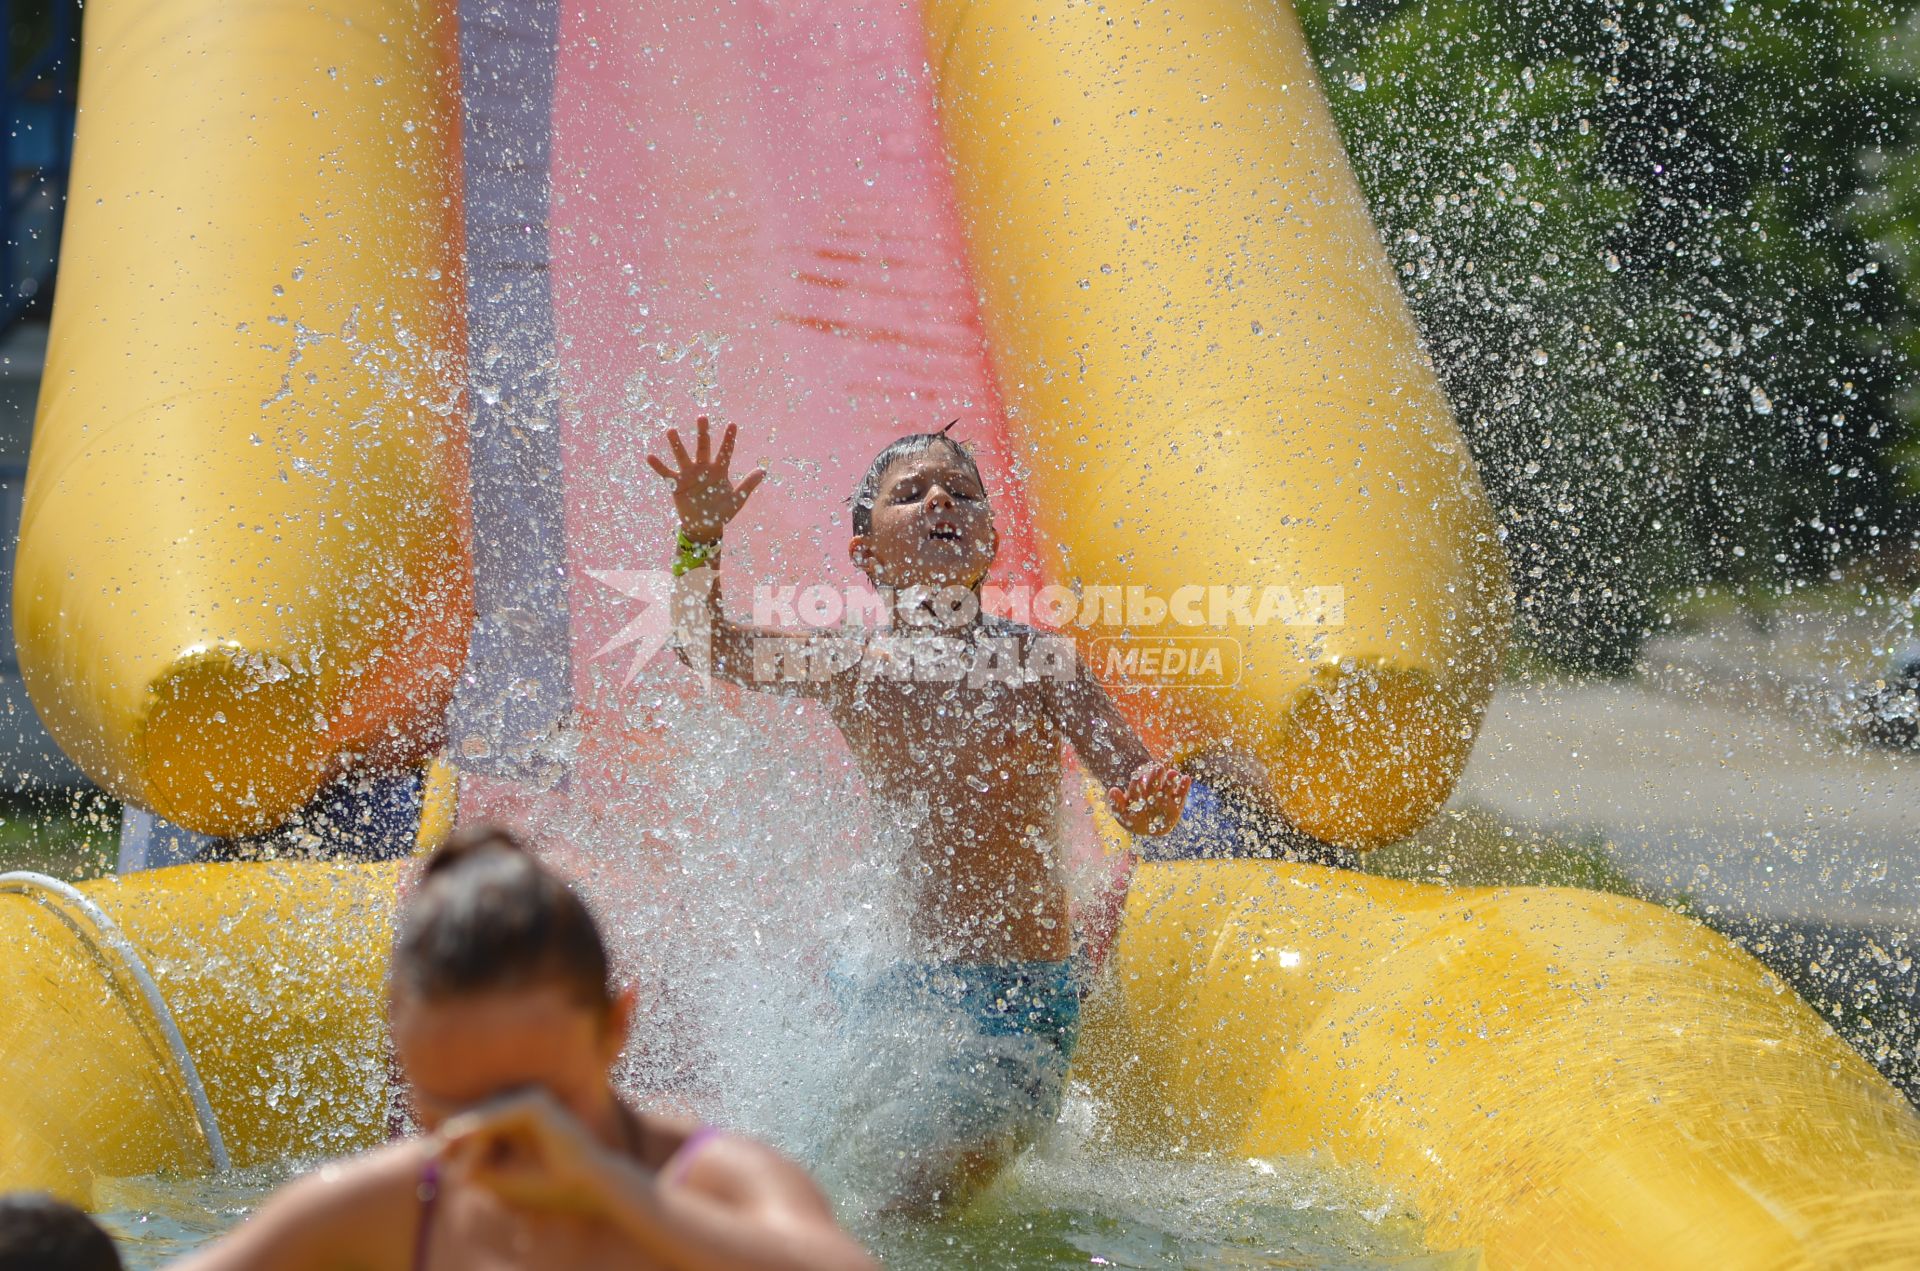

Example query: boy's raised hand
[1108,761,1193,836]
[646,416,766,542]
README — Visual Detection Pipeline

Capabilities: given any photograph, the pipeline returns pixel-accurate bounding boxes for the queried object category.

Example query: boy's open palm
[647,416,766,542]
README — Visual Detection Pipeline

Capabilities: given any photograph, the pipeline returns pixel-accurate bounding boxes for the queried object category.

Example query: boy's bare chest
[833,671,1058,765]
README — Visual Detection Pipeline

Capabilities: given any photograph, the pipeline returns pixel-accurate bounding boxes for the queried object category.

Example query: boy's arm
[672,562,855,702]
[651,417,854,704]
[1045,638,1191,835]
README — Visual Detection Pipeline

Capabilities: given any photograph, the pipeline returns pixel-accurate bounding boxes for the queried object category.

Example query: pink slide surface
[461,0,1066,857]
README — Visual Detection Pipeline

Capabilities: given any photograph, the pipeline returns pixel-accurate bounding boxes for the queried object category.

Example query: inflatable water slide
[3,0,1918,1264]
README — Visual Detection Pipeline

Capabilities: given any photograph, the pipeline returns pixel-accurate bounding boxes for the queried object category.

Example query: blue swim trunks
[875,958,1082,1054]
[822,957,1084,1205]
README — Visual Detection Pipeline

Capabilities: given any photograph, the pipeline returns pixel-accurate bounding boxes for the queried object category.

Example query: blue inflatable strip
[1140,779,1356,867]
[118,768,425,870]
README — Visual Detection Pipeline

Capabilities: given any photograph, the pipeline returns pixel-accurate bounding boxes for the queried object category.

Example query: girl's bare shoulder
[175,1140,430,1271]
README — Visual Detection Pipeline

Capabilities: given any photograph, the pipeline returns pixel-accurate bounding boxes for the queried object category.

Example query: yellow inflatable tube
[1081,862,1920,1267]
[0,862,398,1205]
[12,0,471,837]
[9,856,1917,1269]
[927,1,1512,847]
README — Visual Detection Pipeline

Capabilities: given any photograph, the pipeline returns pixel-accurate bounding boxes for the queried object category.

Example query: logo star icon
[584,569,675,685]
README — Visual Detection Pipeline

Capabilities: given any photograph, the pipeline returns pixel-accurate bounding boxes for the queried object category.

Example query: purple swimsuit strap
[413,1157,442,1271]
[666,1125,724,1187]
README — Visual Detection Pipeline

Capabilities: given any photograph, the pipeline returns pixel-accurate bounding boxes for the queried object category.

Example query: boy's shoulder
[838,611,1055,643]
[978,614,1088,689]
[979,611,1034,639]
[978,612,1072,645]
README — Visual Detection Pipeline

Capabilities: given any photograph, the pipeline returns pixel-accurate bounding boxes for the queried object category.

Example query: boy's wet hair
[850,423,984,538]
[392,825,613,1009]
[0,1193,122,1271]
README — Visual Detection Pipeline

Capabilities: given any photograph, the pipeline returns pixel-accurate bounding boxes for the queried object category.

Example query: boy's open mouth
[928,523,962,542]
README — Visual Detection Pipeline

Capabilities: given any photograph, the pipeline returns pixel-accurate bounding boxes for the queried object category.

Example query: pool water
[860,1138,1469,1269]
[94,1110,1470,1270]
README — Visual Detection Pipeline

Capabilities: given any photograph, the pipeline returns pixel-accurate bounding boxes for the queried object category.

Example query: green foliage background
[1297,0,1920,672]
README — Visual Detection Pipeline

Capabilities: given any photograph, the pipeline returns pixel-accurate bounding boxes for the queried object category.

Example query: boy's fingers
[694,416,712,465]
[667,429,693,468]
[715,422,737,471]
[736,467,767,501]
[646,454,678,482]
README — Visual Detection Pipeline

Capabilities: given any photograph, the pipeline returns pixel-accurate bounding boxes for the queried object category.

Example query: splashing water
[91,1106,1457,1270]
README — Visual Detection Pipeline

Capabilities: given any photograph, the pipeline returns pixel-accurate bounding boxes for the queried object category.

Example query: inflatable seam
[0,871,231,1172]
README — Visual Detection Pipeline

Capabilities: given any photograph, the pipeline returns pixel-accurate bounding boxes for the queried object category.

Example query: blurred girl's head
[388,825,630,1130]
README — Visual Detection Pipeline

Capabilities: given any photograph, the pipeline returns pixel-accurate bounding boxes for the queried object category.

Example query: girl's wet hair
[392,825,613,1008]
[850,425,983,537]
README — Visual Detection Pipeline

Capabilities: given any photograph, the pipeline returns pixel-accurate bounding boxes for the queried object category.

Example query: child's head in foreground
[849,428,998,591]
[0,1193,121,1271]
[389,825,631,1132]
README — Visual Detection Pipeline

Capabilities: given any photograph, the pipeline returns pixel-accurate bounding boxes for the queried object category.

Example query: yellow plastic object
[12,0,471,837]
[925,1,1512,847]
[415,755,458,853]
[1081,861,1920,1267]
[0,862,399,1205]
[7,854,1918,1268]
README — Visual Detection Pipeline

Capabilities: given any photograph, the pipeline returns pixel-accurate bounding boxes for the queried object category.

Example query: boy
[648,418,1188,1207]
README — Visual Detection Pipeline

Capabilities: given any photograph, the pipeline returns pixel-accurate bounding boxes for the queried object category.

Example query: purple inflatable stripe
[448,0,571,788]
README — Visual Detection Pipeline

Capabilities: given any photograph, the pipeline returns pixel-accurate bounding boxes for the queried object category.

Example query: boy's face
[852,446,997,590]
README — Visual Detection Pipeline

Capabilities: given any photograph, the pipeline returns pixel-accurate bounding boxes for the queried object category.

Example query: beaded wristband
[671,528,722,577]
